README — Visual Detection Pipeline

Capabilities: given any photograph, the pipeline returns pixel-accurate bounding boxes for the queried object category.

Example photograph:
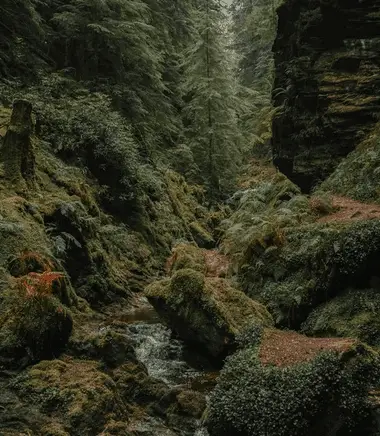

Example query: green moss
[318,122,380,203]
[169,268,205,300]
[146,269,272,359]
[11,359,124,435]
[168,243,206,275]
[208,340,380,436]
[0,292,73,364]
[145,278,171,299]
[189,220,215,248]
[302,289,380,345]
[239,218,380,328]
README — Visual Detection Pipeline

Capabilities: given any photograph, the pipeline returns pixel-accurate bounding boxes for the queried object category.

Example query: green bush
[302,289,380,345]
[208,342,380,436]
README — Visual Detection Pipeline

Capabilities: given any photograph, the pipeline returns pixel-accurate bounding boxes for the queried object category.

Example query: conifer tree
[230,0,280,145]
[47,0,178,156]
[182,0,242,198]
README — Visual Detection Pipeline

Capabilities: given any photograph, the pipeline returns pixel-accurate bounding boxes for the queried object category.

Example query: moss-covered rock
[318,122,380,203]
[238,214,380,328]
[207,327,380,436]
[146,268,273,359]
[302,289,380,346]
[11,359,125,435]
[166,242,206,275]
[0,289,73,366]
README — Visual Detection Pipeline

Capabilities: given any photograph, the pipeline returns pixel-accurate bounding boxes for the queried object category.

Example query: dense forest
[1,0,380,435]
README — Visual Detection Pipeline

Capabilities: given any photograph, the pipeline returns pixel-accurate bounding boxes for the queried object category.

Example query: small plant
[19,271,65,298]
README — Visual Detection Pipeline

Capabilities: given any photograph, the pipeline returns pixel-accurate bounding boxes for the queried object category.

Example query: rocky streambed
[116,297,215,436]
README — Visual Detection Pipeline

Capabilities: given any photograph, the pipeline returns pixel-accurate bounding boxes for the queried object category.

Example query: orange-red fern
[19,271,64,298]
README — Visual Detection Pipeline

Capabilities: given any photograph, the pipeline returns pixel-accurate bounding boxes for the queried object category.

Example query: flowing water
[123,297,213,435]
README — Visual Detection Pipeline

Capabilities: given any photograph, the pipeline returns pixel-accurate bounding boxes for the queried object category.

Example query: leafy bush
[208,342,380,436]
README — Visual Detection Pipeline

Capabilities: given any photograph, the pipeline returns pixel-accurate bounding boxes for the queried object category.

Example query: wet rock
[207,326,380,436]
[146,268,273,360]
[175,390,206,418]
[69,328,136,368]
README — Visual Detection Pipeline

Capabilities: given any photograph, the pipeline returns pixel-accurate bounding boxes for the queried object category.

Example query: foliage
[230,0,282,148]
[181,0,243,197]
[45,0,180,152]
[208,341,380,436]
[302,289,380,346]
[0,0,46,78]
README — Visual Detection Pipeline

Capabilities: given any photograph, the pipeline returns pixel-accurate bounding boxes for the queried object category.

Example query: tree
[46,0,178,156]
[0,0,45,78]
[230,0,280,146]
[182,0,242,198]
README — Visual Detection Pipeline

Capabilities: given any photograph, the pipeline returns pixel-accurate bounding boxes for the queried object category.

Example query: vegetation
[230,0,282,148]
[208,330,380,436]
[147,243,273,359]
[2,0,380,435]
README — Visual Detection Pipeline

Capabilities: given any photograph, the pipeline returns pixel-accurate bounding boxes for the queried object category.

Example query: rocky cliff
[272,0,380,192]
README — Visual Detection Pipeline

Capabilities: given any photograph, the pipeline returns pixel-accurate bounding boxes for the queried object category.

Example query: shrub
[208,340,380,436]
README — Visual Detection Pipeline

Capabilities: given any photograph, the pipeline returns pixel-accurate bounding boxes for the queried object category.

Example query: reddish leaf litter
[204,250,230,278]
[259,329,357,367]
[318,195,380,223]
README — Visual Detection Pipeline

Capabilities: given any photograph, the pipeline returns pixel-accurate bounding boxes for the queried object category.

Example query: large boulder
[146,268,273,359]
[207,326,380,436]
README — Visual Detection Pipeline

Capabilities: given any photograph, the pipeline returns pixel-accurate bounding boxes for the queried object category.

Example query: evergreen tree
[182,0,242,198]
[230,0,280,146]
[46,0,179,156]
[0,0,45,78]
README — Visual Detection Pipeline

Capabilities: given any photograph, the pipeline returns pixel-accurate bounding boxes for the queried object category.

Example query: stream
[123,297,214,436]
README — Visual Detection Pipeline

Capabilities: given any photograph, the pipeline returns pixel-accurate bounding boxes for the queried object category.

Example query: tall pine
[182,0,242,198]
[230,0,280,146]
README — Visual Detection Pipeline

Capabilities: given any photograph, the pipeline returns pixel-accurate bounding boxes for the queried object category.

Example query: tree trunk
[1,99,35,185]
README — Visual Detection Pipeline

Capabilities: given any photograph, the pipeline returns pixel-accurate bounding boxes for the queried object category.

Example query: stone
[272,0,380,192]
[146,268,273,360]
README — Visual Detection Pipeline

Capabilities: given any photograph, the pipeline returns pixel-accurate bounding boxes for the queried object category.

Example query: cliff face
[272,0,380,192]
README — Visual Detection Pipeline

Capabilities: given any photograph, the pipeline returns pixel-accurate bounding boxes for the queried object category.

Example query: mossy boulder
[146,268,273,359]
[207,327,380,436]
[166,242,206,275]
[239,218,380,329]
[68,327,136,369]
[302,289,380,346]
[11,359,125,435]
[0,286,72,366]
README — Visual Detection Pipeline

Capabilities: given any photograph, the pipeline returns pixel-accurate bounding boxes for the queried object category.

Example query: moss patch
[146,268,273,359]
